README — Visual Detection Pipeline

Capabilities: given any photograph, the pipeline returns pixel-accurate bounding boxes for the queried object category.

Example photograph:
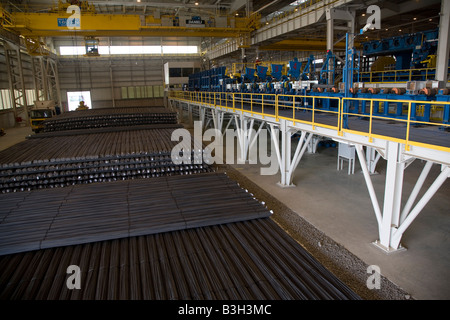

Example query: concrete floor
[1,124,449,300]
[229,142,450,300]
[175,105,449,300]
[0,126,33,152]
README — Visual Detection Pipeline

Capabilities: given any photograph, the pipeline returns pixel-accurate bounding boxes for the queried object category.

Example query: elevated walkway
[169,91,449,253]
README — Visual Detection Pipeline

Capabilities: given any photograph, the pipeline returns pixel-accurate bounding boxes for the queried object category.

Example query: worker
[76,100,89,110]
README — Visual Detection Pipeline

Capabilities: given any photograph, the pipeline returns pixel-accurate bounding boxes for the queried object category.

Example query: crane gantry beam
[1,10,258,39]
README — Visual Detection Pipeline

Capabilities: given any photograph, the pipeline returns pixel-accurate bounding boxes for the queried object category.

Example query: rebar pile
[0,173,271,256]
[42,107,178,132]
[0,127,209,193]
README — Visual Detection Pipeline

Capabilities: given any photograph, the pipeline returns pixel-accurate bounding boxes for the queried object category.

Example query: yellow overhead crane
[0,1,260,40]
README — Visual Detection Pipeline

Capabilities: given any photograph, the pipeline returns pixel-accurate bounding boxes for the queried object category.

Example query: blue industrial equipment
[264,77,275,94]
[436,89,450,127]
[243,67,256,82]
[362,29,439,70]
[185,45,448,130]
[257,65,269,81]
[288,58,301,80]
[319,50,336,85]
[300,55,316,80]
[281,75,293,94]
[271,64,284,81]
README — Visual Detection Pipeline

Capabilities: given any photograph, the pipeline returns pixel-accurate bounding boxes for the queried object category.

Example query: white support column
[222,114,234,137]
[366,147,381,174]
[357,141,450,252]
[436,0,450,84]
[355,144,383,228]
[326,9,334,84]
[187,103,193,124]
[378,141,405,250]
[400,161,433,224]
[211,109,225,132]
[279,119,291,186]
[287,131,314,185]
[269,120,312,187]
[199,106,206,129]
[391,165,450,250]
[234,115,255,163]
[269,123,283,181]
[248,121,265,153]
[211,109,218,130]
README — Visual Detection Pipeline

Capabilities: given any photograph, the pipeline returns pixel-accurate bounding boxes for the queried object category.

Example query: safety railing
[359,67,450,83]
[341,98,450,152]
[276,94,341,131]
[169,91,450,152]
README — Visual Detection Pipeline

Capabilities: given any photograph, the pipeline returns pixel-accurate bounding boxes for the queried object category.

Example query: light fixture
[195,2,198,5]
[413,17,417,21]
[362,13,366,17]
[236,13,239,16]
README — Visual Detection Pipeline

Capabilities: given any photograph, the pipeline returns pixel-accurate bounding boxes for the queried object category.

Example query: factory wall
[54,36,200,109]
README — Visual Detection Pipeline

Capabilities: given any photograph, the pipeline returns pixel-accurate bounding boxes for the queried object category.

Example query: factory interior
[0,0,449,303]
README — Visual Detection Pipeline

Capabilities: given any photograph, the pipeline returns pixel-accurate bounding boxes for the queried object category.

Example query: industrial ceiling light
[195,2,199,5]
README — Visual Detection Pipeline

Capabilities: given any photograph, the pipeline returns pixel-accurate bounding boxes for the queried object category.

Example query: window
[59,45,198,56]
[67,91,92,111]
[121,85,164,99]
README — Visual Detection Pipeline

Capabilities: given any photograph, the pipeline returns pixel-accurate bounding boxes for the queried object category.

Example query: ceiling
[3,0,231,15]
[0,0,445,60]
[252,0,443,53]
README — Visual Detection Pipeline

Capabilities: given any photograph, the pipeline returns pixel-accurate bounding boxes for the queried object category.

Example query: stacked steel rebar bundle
[42,107,178,132]
[0,106,362,301]
[0,173,361,300]
[0,173,271,256]
[0,127,209,193]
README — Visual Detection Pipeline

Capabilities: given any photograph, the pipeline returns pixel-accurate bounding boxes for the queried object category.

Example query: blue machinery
[187,29,450,127]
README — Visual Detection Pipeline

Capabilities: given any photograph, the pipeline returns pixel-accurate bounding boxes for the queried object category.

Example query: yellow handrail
[169,91,450,153]
[359,67,450,83]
